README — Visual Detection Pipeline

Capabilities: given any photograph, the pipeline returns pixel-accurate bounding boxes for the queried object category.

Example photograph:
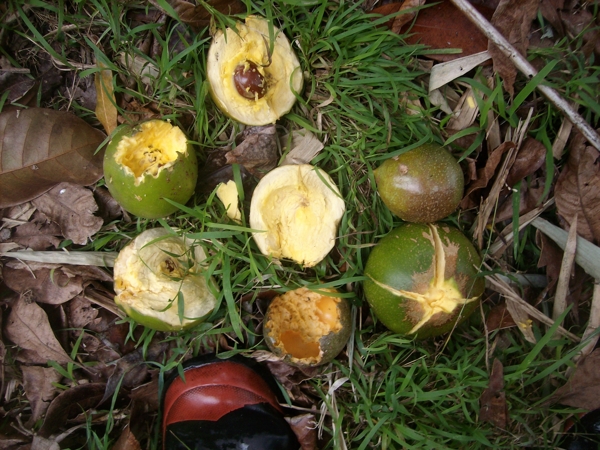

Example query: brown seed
[233,60,267,99]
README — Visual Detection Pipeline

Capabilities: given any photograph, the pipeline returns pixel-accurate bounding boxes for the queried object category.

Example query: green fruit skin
[363,223,484,339]
[263,296,352,368]
[103,124,198,219]
[374,143,464,223]
[118,302,210,332]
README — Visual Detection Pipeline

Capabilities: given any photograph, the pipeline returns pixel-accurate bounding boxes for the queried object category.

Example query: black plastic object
[560,409,600,450]
[162,354,300,450]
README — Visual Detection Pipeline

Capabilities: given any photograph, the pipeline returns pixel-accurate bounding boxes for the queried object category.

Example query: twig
[449,0,600,152]
[552,214,578,321]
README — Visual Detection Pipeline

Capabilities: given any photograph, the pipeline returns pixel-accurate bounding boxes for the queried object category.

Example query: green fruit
[113,228,218,332]
[363,223,484,339]
[374,143,464,223]
[263,287,352,367]
[103,120,198,219]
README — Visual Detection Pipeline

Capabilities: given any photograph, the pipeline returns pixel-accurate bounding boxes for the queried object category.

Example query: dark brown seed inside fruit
[233,61,267,99]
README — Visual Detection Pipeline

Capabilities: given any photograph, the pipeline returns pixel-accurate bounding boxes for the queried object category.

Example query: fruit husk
[206,15,303,126]
[103,120,198,219]
[263,287,352,367]
[374,143,464,223]
[363,223,484,339]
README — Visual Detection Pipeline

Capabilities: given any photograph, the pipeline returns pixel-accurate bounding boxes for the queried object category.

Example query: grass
[1,0,599,449]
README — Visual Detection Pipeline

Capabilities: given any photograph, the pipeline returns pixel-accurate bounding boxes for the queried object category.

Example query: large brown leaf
[0,108,106,208]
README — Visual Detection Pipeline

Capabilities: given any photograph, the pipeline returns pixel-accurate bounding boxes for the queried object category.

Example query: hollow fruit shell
[206,15,303,126]
[374,143,464,223]
[363,223,484,339]
[103,120,198,219]
[263,287,352,367]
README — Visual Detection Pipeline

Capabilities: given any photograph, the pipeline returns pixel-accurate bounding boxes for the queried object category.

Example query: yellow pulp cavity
[114,121,187,184]
[266,287,341,364]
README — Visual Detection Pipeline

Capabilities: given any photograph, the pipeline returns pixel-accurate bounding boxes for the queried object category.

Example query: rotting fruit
[206,15,303,126]
[363,223,484,339]
[249,164,345,267]
[263,287,352,367]
[374,143,464,223]
[113,228,217,332]
[103,120,198,219]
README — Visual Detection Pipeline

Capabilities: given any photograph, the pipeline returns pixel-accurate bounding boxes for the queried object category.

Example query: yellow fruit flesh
[367,224,479,334]
[114,121,187,185]
[266,288,342,365]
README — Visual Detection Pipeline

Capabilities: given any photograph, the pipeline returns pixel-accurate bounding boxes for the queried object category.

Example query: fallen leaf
[38,383,106,438]
[400,1,494,62]
[31,183,103,245]
[372,0,426,34]
[555,132,600,244]
[0,108,106,208]
[225,126,279,178]
[3,265,84,305]
[22,366,62,425]
[12,216,62,250]
[488,0,540,95]
[485,302,517,331]
[149,0,245,31]
[286,414,317,450]
[505,137,547,188]
[94,62,118,135]
[479,358,508,428]
[5,296,72,365]
[549,348,600,411]
[112,424,142,450]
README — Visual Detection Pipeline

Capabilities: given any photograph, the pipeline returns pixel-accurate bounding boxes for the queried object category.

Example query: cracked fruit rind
[374,143,464,223]
[263,287,352,367]
[249,164,345,267]
[113,228,217,332]
[103,120,198,219]
[363,223,484,339]
[207,15,303,126]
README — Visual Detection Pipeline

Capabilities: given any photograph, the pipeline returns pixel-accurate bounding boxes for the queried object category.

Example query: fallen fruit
[113,228,217,331]
[374,143,464,223]
[363,223,484,338]
[263,286,352,367]
[103,120,198,219]
[206,16,303,126]
[249,164,345,267]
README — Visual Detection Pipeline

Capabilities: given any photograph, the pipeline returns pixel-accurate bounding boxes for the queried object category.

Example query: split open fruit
[103,120,198,219]
[206,16,303,126]
[363,223,484,339]
[374,143,464,223]
[249,164,345,267]
[113,228,217,332]
[263,287,352,367]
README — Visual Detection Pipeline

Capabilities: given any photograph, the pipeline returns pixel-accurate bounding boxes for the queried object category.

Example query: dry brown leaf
[113,424,142,450]
[488,0,540,96]
[0,108,106,208]
[149,0,245,31]
[372,0,426,34]
[479,358,509,428]
[505,137,547,187]
[485,302,517,331]
[94,62,118,136]
[555,133,600,244]
[3,265,84,305]
[399,1,494,62]
[5,296,72,365]
[225,125,279,178]
[460,141,516,209]
[38,383,106,438]
[32,183,103,246]
[548,348,600,411]
[22,366,63,426]
[286,414,318,450]
[12,216,62,250]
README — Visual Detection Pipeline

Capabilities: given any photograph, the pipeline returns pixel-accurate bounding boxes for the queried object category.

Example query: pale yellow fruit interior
[250,164,346,267]
[266,288,341,364]
[114,120,187,185]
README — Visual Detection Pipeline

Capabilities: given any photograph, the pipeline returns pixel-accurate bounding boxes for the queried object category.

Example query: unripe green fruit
[374,143,464,223]
[103,120,198,219]
[364,223,484,339]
